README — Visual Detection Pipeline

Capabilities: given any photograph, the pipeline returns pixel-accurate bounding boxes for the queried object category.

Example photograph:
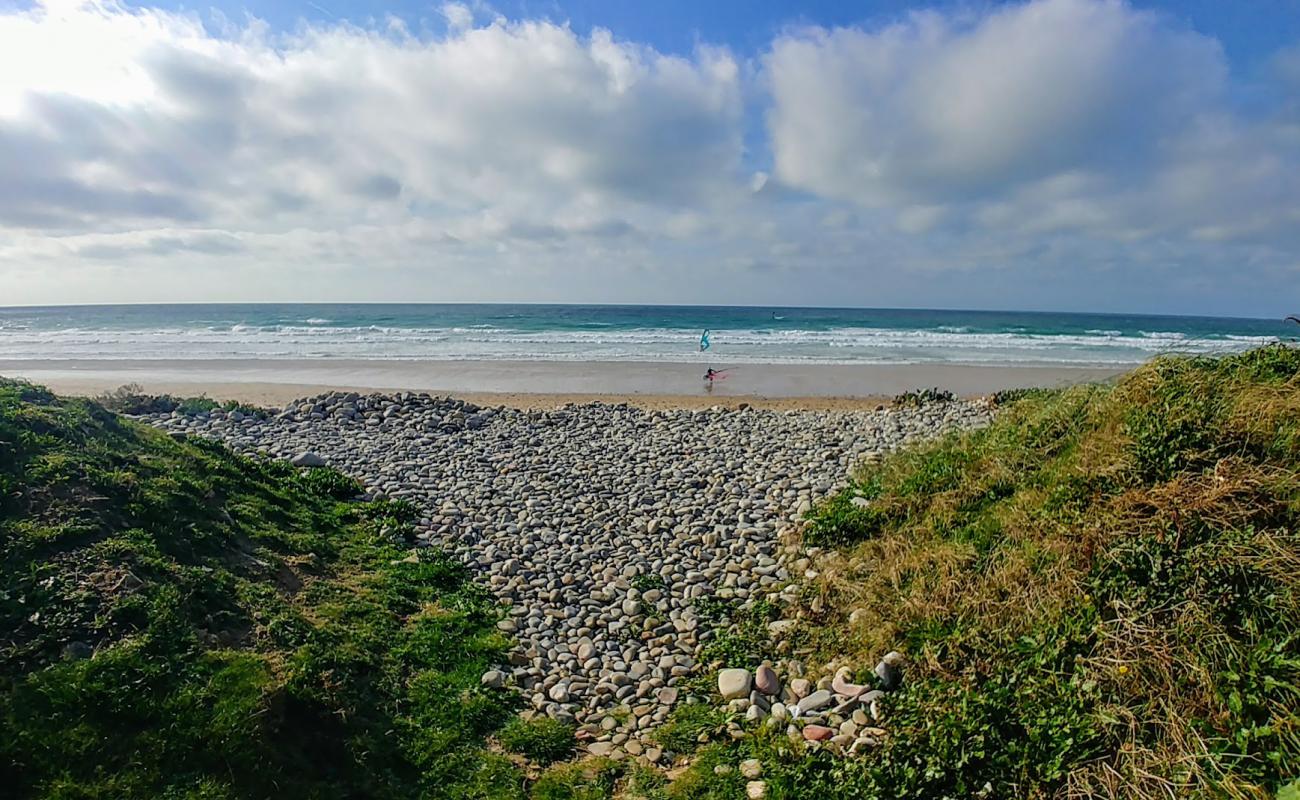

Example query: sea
[0,304,1289,367]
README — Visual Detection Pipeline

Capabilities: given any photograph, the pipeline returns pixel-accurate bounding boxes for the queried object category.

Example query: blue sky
[1,0,1298,314]
[124,0,1300,66]
[113,0,1299,59]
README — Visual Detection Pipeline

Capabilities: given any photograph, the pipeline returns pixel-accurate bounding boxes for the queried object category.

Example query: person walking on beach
[704,368,729,384]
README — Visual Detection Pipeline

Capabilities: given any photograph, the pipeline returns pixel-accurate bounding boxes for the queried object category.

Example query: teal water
[0,304,1288,366]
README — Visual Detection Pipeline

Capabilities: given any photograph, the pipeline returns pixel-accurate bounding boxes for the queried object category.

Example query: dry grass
[795,346,1300,798]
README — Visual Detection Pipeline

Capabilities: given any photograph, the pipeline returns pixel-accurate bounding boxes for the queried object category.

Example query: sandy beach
[0,358,1124,409]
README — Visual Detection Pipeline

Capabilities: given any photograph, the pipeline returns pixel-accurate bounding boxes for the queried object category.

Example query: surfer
[704,368,730,384]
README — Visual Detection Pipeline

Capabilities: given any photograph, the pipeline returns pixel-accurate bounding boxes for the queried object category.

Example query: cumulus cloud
[0,1,743,237]
[765,0,1229,204]
[0,0,1297,315]
[761,0,1300,308]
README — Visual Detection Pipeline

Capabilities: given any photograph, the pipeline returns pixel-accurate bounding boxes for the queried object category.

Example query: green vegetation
[650,703,728,753]
[6,344,1299,799]
[631,573,667,593]
[771,345,1299,799]
[0,378,519,798]
[530,758,667,800]
[989,385,1057,407]
[695,595,781,668]
[892,387,956,407]
[498,716,577,765]
[95,382,268,418]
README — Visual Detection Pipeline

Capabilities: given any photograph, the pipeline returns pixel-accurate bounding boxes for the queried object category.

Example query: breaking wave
[0,321,1276,366]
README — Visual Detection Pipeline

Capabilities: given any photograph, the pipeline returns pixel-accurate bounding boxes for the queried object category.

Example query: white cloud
[439,2,474,32]
[765,0,1228,205]
[760,0,1300,312]
[0,0,1297,316]
[0,1,743,239]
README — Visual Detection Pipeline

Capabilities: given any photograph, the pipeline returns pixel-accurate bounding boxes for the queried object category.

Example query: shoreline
[0,358,1126,410]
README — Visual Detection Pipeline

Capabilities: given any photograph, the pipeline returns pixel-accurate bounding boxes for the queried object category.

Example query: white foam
[0,323,1276,366]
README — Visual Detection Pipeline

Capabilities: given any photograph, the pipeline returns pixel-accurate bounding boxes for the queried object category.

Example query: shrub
[893,387,956,408]
[94,384,270,419]
[990,386,1056,406]
[295,466,363,500]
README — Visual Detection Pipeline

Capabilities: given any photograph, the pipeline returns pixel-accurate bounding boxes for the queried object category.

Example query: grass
[6,345,1298,799]
[531,759,667,800]
[669,345,1300,799]
[499,716,577,765]
[0,378,520,799]
[631,573,667,593]
[695,595,781,668]
[650,703,729,753]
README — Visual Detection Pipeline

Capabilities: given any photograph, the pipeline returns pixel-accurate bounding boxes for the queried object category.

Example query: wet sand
[0,358,1125,410]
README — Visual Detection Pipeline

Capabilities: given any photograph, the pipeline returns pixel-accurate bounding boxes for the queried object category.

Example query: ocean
[0,304,1288,366]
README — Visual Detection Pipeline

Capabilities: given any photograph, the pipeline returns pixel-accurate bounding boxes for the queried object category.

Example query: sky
[0,0,1298,316]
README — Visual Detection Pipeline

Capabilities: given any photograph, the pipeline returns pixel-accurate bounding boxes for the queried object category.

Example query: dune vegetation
[3,345,1298,799]
[0,379,520,799]
[655,345,1299,799]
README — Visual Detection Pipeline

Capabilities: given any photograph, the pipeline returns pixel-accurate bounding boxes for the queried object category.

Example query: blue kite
[699,329,711,351]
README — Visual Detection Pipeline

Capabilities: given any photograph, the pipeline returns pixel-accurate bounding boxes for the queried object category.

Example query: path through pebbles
[142,394,990,749]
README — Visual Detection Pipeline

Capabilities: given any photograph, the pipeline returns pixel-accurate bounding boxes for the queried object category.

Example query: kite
[699,329,711,351]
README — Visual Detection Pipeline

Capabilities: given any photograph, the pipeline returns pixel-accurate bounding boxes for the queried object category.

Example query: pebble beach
[138,391,992,761]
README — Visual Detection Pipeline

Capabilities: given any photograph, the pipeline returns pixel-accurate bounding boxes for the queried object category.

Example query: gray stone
[875,651,905,691]
[769,702,790,723]
[718,668,752,700]
[480,670,506,689]
[754,664,780,695]
[849,735,880,755]
[797,689,832,713]
[290,452,327,467]
[135,388,992,738]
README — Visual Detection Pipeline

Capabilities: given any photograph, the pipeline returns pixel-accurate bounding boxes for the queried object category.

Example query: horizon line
[0,300,1280,323]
